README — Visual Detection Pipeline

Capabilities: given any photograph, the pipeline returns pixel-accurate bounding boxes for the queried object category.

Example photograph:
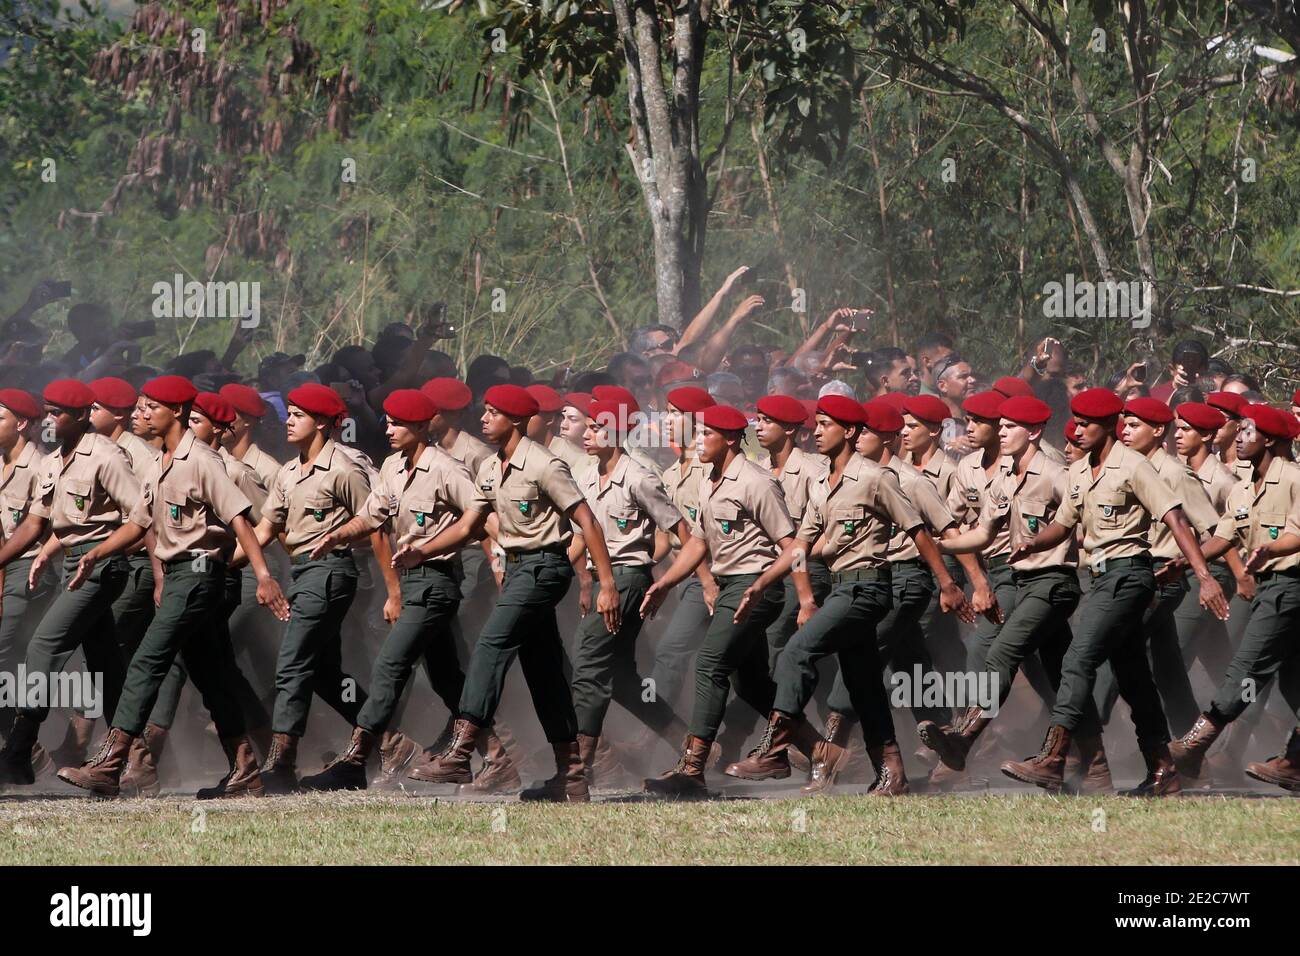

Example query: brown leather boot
[0,714,40,784]
[866,741,909,796]
[802,710,852,795]
[577,733,599,786]
[1120,744,1182,797]
[410,714,457,773]
[465,727,522,793]
[259,732,299,795]
[1000,725,1071,791]
[1168,711,1226,780]
[644,735,711,797]
[917,706,991,772]
[1244,727,1300,792]
[51,714,95,768]
[120,723,167,797]
[724,711,822,780]
[197,736,265,799]
[407,717,480,784]
[300,727,375,791]
[56,727,133,797]
[372,730,418,790]
[520,740,590,802]
[1070,733,1113,795]
[589,735,640,789]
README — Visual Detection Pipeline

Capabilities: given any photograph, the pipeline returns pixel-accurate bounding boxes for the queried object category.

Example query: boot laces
[747,720,779,759]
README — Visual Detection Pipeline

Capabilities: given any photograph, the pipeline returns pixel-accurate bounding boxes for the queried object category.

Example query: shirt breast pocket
[606,506,641,538]
[713,503,741,539]
[1019,498,1049,536]
[1,493,26,528]
[508,484,540,523]
[163,494,194,530]
[1259,511,1288,542]
[64,478,93,517]
[1094,492,1127,529]
[831,504,866,539]
[302,493,335,527]
[407,498,436,535]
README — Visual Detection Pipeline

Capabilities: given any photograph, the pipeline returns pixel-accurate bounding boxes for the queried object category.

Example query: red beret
[999,396,1052,427]
[286,383,347,419]
[525,384,564,414]
[220,383,268,418]
[1123,397,1174,425]
[756,394,808,425]
[141,375,198,407]
[1176,402,1225,432]
[962,390,1006,422]
[800,399,818,429]
[591,385,640,415]
[1293,388,1300,408]
[89,377,137,410]
[383,389,436,423]
[587,399,632,439]
[993,376,1034,398]
[655,359,701,389]
[1243,404,1294,441]
[666,386,715,413]
[484,384,539,419]
[903,394,950,425]
[421,377,472,412]
[877,391,911,413]
[1291,415,1300,441]
[0,389,40,421]
[563,391,592,416]
[43,378,95,410]
[1063,419,1082,446]
[700,404,748,432]
[816,394,867,426]
[1206,391,1245,418]
[863,398,905,434]
[193,392,236,426]
[1070,387,1123,419]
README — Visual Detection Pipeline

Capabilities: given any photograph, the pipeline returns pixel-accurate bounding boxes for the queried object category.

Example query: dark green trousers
[20,547,128,725]
[572,564,681,738]
[1095,561,1189,725]
[111,553,156,659]
[1156,563,1236,736]
[148,568,270,732]
[649,576,711,710]
[687,573,786,740]
[0,556,57,735]
[922,556,967,676]
[1051,562,1169,749]
[774,578,896,747]
[983,567,1081,708]
[459,549,576,741]
[966,560,1019,675]
[826,559,943,725]
[113,560,252,737]
[1210,573,1300,723]
[272,551,365,736]
[356,561,464,734]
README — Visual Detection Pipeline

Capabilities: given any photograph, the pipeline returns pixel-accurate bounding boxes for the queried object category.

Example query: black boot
[300,727,374,792]
[0,715,40,785]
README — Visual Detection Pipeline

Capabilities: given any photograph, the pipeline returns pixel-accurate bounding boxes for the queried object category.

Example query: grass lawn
[1,791,1296,865]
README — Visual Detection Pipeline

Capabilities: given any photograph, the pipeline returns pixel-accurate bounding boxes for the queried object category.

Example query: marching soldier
[719,396,967,796]
[637,403,831,797]
[56,375,290,798]
[0,380,138,785]
[220,383,283,489]
[244,383,378,793]
[1169,403,1300,792]
[527,384,594,483]
[416,384,622,803]
[999,388,1229,797]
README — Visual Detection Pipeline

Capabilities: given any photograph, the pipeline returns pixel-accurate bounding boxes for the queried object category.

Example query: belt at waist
[832,567,892,585]
[63,541,106,559]
[1254,567,1300,584]
[291,549,351,566]
[504,544,568,564]
[1088,554,1153,577]
[163,554,227,572]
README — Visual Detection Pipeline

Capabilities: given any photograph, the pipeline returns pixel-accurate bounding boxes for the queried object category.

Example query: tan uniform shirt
[948,450,1014,559]
[549,436,595,485]
[918,448,961,503]
[240,442,282,491]
[0,442,47,559]
[1194,454,1238,514]
[447,429,494,478]
[1055,442,1179,563]
[357,445,480,550]
[662,455,707,549]
[772,447,828,527]
[471,435,585,552]
[1147,447,1219,560]
[117,431,161,480]
[885,457,955,561]
[129,429,251,562]
[691,453,796,576]
[978,448,1079,570]
[580,453,681,568]
[798,453,923,574]
[265,439,372,557]
[30,431,141,548]
[1214,457,1300,573]
[1039,439,1067,466]
[219,446,268,525]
